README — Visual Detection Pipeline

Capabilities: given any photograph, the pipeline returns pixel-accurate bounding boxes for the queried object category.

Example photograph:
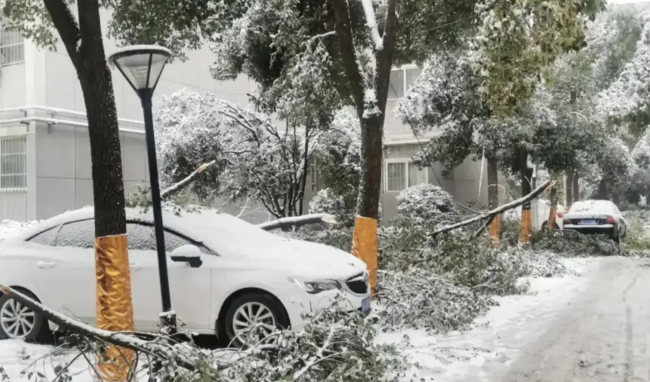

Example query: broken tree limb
[257,214,338,231]
[161,160,216,199]
[433,179,554,237]
[0,285,196,371]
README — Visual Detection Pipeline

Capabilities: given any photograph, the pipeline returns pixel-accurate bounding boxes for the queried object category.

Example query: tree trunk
[487,156,499,245]
[572,170,580,203]
[519,149,533,243]
[566,170,574,208]
[45,0,127,236]
[45,1,133,378]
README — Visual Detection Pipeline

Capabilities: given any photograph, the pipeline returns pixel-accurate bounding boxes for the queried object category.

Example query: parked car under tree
[0,207,371,346]
[562,200,627,242]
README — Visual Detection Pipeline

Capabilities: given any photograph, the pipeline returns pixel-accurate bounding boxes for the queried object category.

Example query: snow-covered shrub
[381,231,529,296]
[377,269,496,333]
[215,306,407,382]
[395,184,458,228]
[308,188,354,227]
[275,226,354,252]
[0,220,38,242]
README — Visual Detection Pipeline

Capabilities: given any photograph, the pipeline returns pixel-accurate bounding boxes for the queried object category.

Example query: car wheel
[223,293,289,348]
[0,291,48,342]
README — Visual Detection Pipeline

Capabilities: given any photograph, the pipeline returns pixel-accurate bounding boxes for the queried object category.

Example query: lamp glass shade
[109,46,171,91]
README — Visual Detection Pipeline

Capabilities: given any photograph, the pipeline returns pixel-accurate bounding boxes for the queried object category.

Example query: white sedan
[0,207,370,345]
[562,200,627,242]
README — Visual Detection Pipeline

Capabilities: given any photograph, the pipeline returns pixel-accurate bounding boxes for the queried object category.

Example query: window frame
[25,225,61,246]
[126,220,219,256]
[387,64,421,101]
[52,219,95,248]
[384,159,429,192]
[0,23,25,66]
[0,136,27,192]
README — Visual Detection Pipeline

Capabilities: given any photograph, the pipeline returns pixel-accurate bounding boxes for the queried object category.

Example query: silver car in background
[562,200,626,242]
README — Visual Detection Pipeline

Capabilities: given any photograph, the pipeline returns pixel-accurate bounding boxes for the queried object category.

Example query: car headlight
[290,278,342,294]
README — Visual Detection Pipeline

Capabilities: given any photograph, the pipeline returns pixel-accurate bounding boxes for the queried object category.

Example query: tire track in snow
[498,257,650,382]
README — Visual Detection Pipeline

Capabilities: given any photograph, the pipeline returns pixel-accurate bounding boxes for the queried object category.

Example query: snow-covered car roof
[8,206,289,257]
[568,200,616,214]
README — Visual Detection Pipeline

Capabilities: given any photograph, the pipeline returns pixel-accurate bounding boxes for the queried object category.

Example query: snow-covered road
[377,256,650,382]
[501,256,650,382]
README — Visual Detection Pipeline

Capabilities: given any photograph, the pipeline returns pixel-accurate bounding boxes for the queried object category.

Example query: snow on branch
[432,179,553,236]
[0,285,197,371]
[361,0,382,49]
[257,214,338,231]
[161,160,216,199]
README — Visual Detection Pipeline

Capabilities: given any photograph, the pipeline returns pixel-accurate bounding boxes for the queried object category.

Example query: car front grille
[345,273,368,295]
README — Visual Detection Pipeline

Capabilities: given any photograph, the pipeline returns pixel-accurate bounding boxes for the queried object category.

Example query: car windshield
[570,201,613,214]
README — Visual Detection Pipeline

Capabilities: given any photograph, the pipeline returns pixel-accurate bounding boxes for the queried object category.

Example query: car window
[54,220,95,248]
[126,222,216,255]
[26,226,59,246]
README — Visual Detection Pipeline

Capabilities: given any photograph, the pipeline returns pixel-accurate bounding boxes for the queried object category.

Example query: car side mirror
[170,245,203,268]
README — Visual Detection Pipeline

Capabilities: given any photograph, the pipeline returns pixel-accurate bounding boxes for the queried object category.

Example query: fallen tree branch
[0,285,196,371]
[161,160,216,199]
[257,214,338,231]
[433,179,553,237]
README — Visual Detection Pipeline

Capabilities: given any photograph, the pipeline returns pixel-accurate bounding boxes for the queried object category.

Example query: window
[388,67,423,99]
[54,220,95,248]
[0,23,24,65]
[386,161,428,192]
[0,137,27,191]
[27,226,59,246]
[386,162,406,191]
[126,222,215,255]
[309,163,319,192]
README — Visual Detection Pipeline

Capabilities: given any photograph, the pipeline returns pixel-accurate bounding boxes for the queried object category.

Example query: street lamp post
[108,45,175,329]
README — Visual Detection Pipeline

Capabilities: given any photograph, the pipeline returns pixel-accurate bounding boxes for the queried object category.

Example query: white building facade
[0,20,489,223]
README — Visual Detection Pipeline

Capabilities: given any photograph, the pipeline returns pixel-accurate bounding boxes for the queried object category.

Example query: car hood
[217,237,367,280]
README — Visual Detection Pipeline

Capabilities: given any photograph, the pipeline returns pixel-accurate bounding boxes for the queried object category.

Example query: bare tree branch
[257,214,338,231]
[0,286,196,371]
[433,180,554,236]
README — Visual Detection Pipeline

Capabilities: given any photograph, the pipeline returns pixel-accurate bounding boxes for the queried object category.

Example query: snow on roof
[8,206,289,257]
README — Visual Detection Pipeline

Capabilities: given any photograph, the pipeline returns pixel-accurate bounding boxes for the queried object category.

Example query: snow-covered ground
[376,258,602,382]
[0,258,605,382]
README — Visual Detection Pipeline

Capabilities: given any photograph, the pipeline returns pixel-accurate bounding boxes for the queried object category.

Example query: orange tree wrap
[95,235,135,382]
[351,216,378,297]
[519,209,532,243]
[547,207,557,229]
[489,215,500,246]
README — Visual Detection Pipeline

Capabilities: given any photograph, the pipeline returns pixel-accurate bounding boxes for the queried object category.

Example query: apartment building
[0,19,488,224]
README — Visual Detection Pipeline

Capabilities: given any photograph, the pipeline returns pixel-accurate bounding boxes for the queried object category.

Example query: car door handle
[36,261,57,269]
[129,262,142,271]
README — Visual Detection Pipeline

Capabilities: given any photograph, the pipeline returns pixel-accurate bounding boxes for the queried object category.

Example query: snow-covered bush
[381,230,529,296]
[309,188,354,227]
[377,269,496,333]
[0,219,38,241]
[275,226,354,253]
[395,184,458,228]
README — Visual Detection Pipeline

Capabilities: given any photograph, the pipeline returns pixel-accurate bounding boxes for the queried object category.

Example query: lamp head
[108,45,171,93]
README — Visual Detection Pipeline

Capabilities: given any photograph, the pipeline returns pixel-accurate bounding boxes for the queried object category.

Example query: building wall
[33,122,150,220]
